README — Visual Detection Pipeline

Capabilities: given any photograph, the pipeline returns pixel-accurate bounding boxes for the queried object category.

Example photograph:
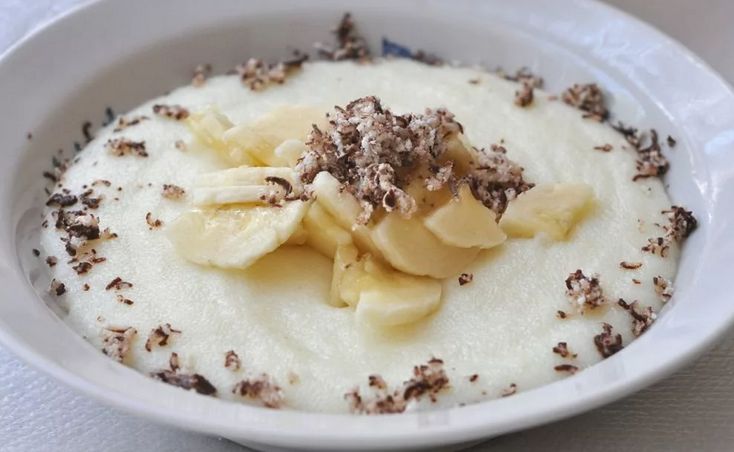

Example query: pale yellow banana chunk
[499,183,595,240]
[285,226,308,246]
[370,214,479,279]
[186,106,260,166]
[424,185,506,249]
[274,139,310,168]
[192,166,300,206]
[329,244,359,307]
[310,171,383,259]
[165,200,311,269]
[223,105,326,167]
[337,254,442,326]
[303,203,353,259]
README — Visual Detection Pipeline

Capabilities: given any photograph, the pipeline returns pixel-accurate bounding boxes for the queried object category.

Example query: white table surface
[2,1,734,451]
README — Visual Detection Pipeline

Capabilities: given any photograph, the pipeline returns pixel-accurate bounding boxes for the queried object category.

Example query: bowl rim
[1,0,734,449]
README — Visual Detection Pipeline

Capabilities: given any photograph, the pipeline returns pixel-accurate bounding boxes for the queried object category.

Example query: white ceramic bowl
[1,0,734,451]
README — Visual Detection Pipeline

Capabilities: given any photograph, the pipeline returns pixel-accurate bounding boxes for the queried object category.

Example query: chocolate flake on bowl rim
[500,383,518,397]
[192,63,212,87]
[561,83,608,121]
[594,323,624,358]
[233,374,284,409]
[554,364,579,374]
[101,326,136,363]
[617,299,657,336]
[49,278,66,296]
[653,276,674,302]
[145,323,181,351]
[315,12,371,62]
[151,369,217,396]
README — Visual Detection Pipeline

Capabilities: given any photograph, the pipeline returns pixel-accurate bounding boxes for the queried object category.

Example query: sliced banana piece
[285,225,308,246]
[274,139,310,168]
[223,105,326,167]
[186,106,260,166]
[499,183,595,240]
[192,166,301,206]
[330,244,359,307]
[424,184,506,249]
[310,171,383,258]
[370,214,479,279]
[303,203,353,259]
[336,254,442,326]
[165,200,311,269]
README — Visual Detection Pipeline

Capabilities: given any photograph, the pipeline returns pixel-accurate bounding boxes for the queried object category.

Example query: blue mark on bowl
[382,37,413,58]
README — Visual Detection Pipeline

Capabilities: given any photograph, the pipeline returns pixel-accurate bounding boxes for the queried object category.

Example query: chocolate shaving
[618,299,657,336]
[594,323,623,358]
[368,375,388,390]
[145,212,163,229]
[565,270,607,312]
[264,176,293,197]
[102,326,136,363]
[662,206,697,242]
[501,383,517,397]
[315,13,371,62]
[594,144,613,152]
[81,121,94,144]
[45,256,57,267]
[72,261,93,275]
[46,193,78,207]
[145,324,181,351]
[233,374,284,408]
[497,68,544,88]
[562,83,608,121]
[169,352,180,372]
[32,248,40,257]
[235,57,304,91]
[653,276,674,303]
[458,273,474,286]
[412,50,443,67]
[554,364,579,374]
[162,184,186,200]
[116,294,134,305]
[92,179,112,187]
[620,261,642,270]
[107,138,148,157]
[642,236,670,258]
[151,370,217,396]
[49,279,66,296]
[192,63,212,87]
[468,374,479,383]
[224,350,241,370]
[152,104,190,120]
[633,129,669,181]
[105,277,133,291]
[557,310,568,319]
[667,135,677,147]
[611,121,641,148]
[553,342,577,358]
[113,115,149,132]
[514,82,534,107]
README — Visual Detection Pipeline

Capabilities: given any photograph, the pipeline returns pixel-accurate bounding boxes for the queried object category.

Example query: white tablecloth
[2,1,733,451]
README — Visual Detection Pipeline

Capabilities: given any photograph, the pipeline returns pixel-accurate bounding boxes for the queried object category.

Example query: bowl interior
[1,0,733,450]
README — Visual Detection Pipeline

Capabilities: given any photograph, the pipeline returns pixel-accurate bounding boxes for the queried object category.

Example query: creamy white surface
[40,60,678,413]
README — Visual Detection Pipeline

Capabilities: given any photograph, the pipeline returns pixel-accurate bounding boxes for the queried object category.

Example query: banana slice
[337,254,442,326]
[370,214,479,279]
[330,244,359,307]
[424,184,507,249]
[303,203,353,259]
[310,171,383,259]
[186,106,260,166]
[285,225,308,246]
[166,200,311,269]
[274,139,309,168]
[499,183,595,240]
[192,166,300,206]
[223,105,326,167]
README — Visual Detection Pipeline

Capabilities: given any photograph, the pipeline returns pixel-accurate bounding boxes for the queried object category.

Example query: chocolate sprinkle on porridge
[565,270,607,312]
[102,326,136,363]
[92,179,112,187]
[468,78,480,85]
[192,63,212,87]
[552,342,577,359]
[632,129,669,181]
[642,236,670,258]
[81,121,94,144]
[297,96,464,222]
[152,104,190,120]
[620,261,643,270]
[662,206,697,242]
[514,82,534,107]
[174,140,187,151]
[162,184,186,200]
[557,310,568,319]
[151,370,217,396]
[169,352,180,372]
[72,261,93,275]
[113,115,149,132]
[45,256,57,267]
[82,283,90,291]
[667,135,677,147]
[264,176,293,198]
[225,350,241,370]
[315,13,371,62]
[501,383,518,397]
[32,248,40,257]
[632,278,642,285]
[49,278,66,296]
[468,374,479,383]
[46,193,78,207]
[611,121,641,148]
[116,294,134,305]
[554,364,579,375]
[235,57,305,92]
[458,273,473,286]
[145,324,181,351]
[562,83,608,121]
[497,67,544,88]
[368,374,388,390]
[345,358,449,415]
[412,50,443,67]
[618,299,657,336]
[145,212,163,229]
[594,144,613,152]
[107,138,148,157]
[594,323,623,358]
[105,277,133,291]
[653,276,674,302]
[233,374,284,408]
